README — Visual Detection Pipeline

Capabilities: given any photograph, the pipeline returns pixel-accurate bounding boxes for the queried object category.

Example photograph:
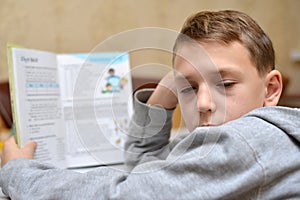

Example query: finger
[159,72,177,96]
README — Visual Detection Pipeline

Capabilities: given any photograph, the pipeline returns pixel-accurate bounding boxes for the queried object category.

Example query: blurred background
[0,0,300,135]
[0,0,300,92]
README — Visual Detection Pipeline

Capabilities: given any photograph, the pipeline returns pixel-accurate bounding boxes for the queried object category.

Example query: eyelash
[180,86,196,93]
[180,81,236,94]
[217,81,236,88]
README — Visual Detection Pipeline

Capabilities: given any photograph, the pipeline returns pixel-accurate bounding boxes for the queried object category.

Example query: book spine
[6,43,21,146]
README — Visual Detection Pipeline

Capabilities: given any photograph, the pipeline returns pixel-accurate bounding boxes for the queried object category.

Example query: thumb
[23,141,37,158]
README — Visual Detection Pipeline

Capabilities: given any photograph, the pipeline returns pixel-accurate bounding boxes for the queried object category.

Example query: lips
[200,123,213,127]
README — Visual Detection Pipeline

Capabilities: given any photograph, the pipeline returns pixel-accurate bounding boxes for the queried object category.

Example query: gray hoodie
[0,89,300,199]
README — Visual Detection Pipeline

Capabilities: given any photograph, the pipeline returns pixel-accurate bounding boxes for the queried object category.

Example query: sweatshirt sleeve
[124,89,175,169]
[1,107,299,199]
[0,158,127,199]
[0,122,267,200]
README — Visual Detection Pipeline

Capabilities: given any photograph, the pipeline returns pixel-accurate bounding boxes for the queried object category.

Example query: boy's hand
[147,71,178,110]
[1,137,37,167]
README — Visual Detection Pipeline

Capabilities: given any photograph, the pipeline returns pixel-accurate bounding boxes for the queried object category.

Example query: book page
[57,52,132,168]
[10,47,66,168]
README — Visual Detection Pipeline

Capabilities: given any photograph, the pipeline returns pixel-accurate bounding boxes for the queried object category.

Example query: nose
[196,84,216,113]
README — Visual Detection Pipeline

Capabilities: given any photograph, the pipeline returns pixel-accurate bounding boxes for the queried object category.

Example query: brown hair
[173,10,275,76]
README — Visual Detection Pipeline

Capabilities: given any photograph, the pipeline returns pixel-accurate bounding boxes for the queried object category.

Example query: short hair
[173,10,275,76]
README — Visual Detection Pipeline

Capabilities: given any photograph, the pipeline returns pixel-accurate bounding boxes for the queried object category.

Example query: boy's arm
[124,72,178,168]
[0,125,264,200]
[0,107,299,199]
[124,89,175,168]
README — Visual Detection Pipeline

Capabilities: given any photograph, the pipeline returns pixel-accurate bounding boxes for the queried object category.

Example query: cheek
[178,97,199,131]
[224,105,244,122]
[223,82,266,120]
[224,94,264,121]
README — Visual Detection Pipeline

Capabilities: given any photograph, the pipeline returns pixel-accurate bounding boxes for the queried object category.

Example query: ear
[263,70,283,106]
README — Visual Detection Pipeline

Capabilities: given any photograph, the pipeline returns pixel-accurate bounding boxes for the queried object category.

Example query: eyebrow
[174,74,194,81]
[217,67,243,77]
[175,66,243,81]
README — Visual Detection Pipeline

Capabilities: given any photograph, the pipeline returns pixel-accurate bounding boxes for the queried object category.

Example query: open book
[7,44,133,169]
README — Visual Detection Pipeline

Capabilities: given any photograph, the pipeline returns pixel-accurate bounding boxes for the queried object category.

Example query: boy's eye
[217,81,236,88]
[180,86,196,93]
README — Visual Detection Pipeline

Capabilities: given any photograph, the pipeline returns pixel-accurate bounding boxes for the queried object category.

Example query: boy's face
[174,41,268,131]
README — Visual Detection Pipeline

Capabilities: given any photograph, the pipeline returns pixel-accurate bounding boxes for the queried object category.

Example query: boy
[1,10,300,199]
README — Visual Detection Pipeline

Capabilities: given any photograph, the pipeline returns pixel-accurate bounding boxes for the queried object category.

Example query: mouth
[200,123,213,127]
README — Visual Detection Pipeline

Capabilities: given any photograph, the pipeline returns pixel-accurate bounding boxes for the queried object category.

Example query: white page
[57,52,132,168]
[11,48,66,168]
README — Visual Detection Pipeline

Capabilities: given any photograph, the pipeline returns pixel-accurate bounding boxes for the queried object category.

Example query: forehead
[173,41,257,78]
